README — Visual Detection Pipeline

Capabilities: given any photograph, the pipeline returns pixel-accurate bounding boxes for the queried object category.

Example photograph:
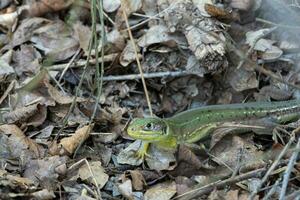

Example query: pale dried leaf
[103,0,121,12]
[78,161,109,189]
[146,144,176,171]
[120,42,141,67]
[138,25,178,48]
[73,22,92,55]
[144,181,177,200]
[118,179,134,199]
[0,11,18,30]
[59,124,92,155]
[117,140,143,166]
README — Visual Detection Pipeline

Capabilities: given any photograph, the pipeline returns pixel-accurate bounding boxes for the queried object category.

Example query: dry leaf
[0,124,44,160]
[23,155,68,188]
[144,181,177,200]
[78,161,109,189]
[129,170,146,190]
[44,80,86,104]
[58,124,92,155]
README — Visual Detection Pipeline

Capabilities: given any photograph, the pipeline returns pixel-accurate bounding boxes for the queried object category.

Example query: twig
[174,168,267,200]
[279,136,300,199]
[47,53,118,71]
[90,0,105,123]
[123,3,177,31]
[286,190,300,200]
[58,48,81,83]
[256,18,300,30]
[101,71,192,81]
[262,178,281,200]
[121,4,153,116]
[249,132,296,199]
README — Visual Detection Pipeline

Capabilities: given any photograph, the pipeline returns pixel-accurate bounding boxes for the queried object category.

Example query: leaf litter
[1,0,300,199]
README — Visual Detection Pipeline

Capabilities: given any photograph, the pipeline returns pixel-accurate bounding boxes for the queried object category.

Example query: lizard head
[127,118,169,142]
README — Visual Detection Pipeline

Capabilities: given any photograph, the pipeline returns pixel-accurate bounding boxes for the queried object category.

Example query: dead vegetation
[1,0,300,199]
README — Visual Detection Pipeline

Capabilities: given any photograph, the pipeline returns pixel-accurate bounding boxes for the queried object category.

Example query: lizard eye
[145,123,153,130]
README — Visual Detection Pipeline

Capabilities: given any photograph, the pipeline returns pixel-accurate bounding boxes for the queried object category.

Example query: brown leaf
[129,170,146,190]
[0,124,45,160]
[23,155,68,189]
[51,124,92,155]
[0,169,35,189]
[44,80,86,104]
[73,22,92,55]
[10,17,50,48]
[2,104,38,124]
[23,0,73,17]
[144,181,177,200]
[78,161,109,189]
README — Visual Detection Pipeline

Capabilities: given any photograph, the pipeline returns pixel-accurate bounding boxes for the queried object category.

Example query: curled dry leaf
[0,124,45,160]
[50,124,92,156]
[23,0,73,17]
[73,22,92,56]
[120,42,142,67]
[78,161,109,189]
[0,169,35,189]
[185,24,227,73]
[2,103,46,126]
[210,136,265,170]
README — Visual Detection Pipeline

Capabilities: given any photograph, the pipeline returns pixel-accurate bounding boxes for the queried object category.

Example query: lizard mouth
[128,130,165,141]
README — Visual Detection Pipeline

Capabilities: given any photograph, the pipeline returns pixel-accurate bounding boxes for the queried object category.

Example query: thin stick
[101,70,191,81]
[249,132,296,199]
[174,168,267,200]
[279,136,300,200]
[58,48,81,83]
[47,53,118,71]
[256,18,300,30]
[121,5,153,116]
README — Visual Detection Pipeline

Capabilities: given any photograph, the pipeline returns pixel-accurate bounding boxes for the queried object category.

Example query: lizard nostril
[131,127,135,131]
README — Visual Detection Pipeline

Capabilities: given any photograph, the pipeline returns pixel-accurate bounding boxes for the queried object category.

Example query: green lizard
[127,99,300,158]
